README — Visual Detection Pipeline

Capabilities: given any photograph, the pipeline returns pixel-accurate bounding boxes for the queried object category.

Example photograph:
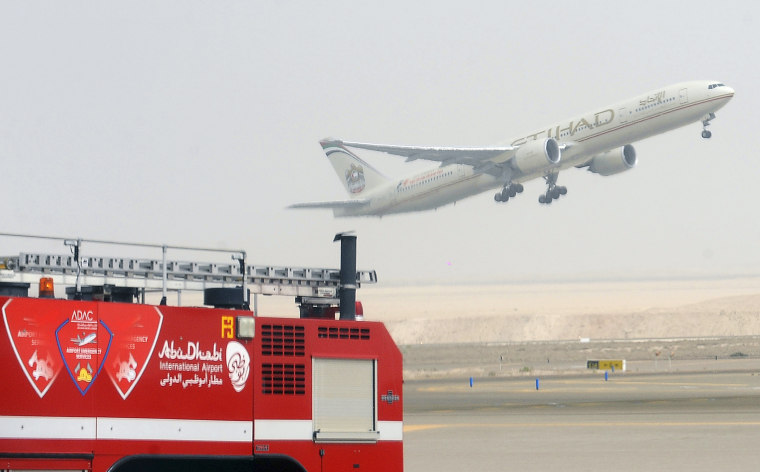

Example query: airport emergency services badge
[55,303,113,395]
[3,298,65,398]
[101,305,163,399]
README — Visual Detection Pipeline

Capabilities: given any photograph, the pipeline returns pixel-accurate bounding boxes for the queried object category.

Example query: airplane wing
[288,199,370,209]
[335,138,575,177]
[334,139,515,168]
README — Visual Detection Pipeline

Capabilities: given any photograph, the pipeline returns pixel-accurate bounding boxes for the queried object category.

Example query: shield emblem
[55,313,113,396]
[101,305,163,399]
[2,299,64,398]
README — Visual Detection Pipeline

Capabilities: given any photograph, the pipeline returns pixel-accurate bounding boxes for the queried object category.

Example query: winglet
[319,137,344,150]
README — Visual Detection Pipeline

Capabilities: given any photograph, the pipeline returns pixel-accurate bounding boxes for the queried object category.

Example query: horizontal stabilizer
[289,200,370,210]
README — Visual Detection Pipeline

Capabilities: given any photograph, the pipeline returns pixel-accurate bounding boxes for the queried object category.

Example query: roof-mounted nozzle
[334,231,357,321]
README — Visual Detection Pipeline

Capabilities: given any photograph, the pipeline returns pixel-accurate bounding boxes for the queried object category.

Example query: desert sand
[255,277,760,378]
[359,278,760,379]
[357,277,760,344]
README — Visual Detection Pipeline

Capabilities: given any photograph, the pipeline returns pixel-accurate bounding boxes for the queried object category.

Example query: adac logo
[345,164,366,194]
[55,311,113,396]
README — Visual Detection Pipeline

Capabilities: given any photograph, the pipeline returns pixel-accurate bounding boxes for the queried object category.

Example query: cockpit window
[708,83,726,90]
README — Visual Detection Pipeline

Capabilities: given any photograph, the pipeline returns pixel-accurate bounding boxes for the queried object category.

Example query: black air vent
[262,363,306,395]
[317,326,370,340]
[261,324,305,357]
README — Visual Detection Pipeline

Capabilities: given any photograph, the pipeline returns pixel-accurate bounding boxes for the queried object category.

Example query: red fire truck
[0,233,403,472]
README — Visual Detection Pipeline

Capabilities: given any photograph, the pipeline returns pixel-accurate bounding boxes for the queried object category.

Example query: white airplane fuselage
[330,80,734,217]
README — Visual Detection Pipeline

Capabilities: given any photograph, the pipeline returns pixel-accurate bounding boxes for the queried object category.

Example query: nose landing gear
[701,112,715,139]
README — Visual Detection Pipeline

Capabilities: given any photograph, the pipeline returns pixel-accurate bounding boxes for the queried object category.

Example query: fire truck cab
[0,234,402,472]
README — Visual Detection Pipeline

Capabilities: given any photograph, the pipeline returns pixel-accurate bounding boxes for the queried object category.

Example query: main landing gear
[538,173,566,205]
[701,112,715,139]
[494,182,524,202]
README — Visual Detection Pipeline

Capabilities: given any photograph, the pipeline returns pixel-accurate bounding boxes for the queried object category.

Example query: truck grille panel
[261,324,305,356]
[262,363,306,395]
[317,326,370,340]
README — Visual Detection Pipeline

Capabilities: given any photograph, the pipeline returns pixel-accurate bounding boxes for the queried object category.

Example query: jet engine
[512,138,561,174]
[587,144,637,176]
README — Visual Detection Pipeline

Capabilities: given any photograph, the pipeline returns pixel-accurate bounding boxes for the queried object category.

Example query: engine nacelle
[588,144,637,176]
[513,138,561,174]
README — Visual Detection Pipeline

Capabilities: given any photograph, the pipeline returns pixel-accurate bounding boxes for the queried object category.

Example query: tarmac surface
[402,346,760,472]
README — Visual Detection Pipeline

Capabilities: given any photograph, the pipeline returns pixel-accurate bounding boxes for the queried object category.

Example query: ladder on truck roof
[0,233,376,306]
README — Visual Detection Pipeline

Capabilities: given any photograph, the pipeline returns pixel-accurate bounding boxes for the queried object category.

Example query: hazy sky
[1,1,758,286]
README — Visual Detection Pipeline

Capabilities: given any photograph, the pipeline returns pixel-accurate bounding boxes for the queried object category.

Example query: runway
[403,370,760,471]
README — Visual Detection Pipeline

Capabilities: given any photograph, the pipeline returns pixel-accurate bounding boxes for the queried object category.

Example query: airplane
[289,80,735,217]
[71,333,97,346]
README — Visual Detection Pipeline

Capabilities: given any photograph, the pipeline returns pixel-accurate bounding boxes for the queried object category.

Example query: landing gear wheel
[541,173,564,205]
[496,183,522,204]
[700,112,716,139]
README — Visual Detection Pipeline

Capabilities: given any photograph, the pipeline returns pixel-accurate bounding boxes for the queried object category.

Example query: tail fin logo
[345,164,366,194]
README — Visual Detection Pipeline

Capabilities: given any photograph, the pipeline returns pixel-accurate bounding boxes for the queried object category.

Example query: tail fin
[320,138,390,198]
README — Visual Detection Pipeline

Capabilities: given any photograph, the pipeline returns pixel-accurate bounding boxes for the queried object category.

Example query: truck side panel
[1,297,403,472]
[1,297,254,468]
[252,318,403,472]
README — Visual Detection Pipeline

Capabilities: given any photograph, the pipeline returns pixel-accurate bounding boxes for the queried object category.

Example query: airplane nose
[725,85,735,97]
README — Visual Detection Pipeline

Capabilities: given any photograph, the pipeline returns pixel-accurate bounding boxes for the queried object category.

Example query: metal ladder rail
[0,252,377,296]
